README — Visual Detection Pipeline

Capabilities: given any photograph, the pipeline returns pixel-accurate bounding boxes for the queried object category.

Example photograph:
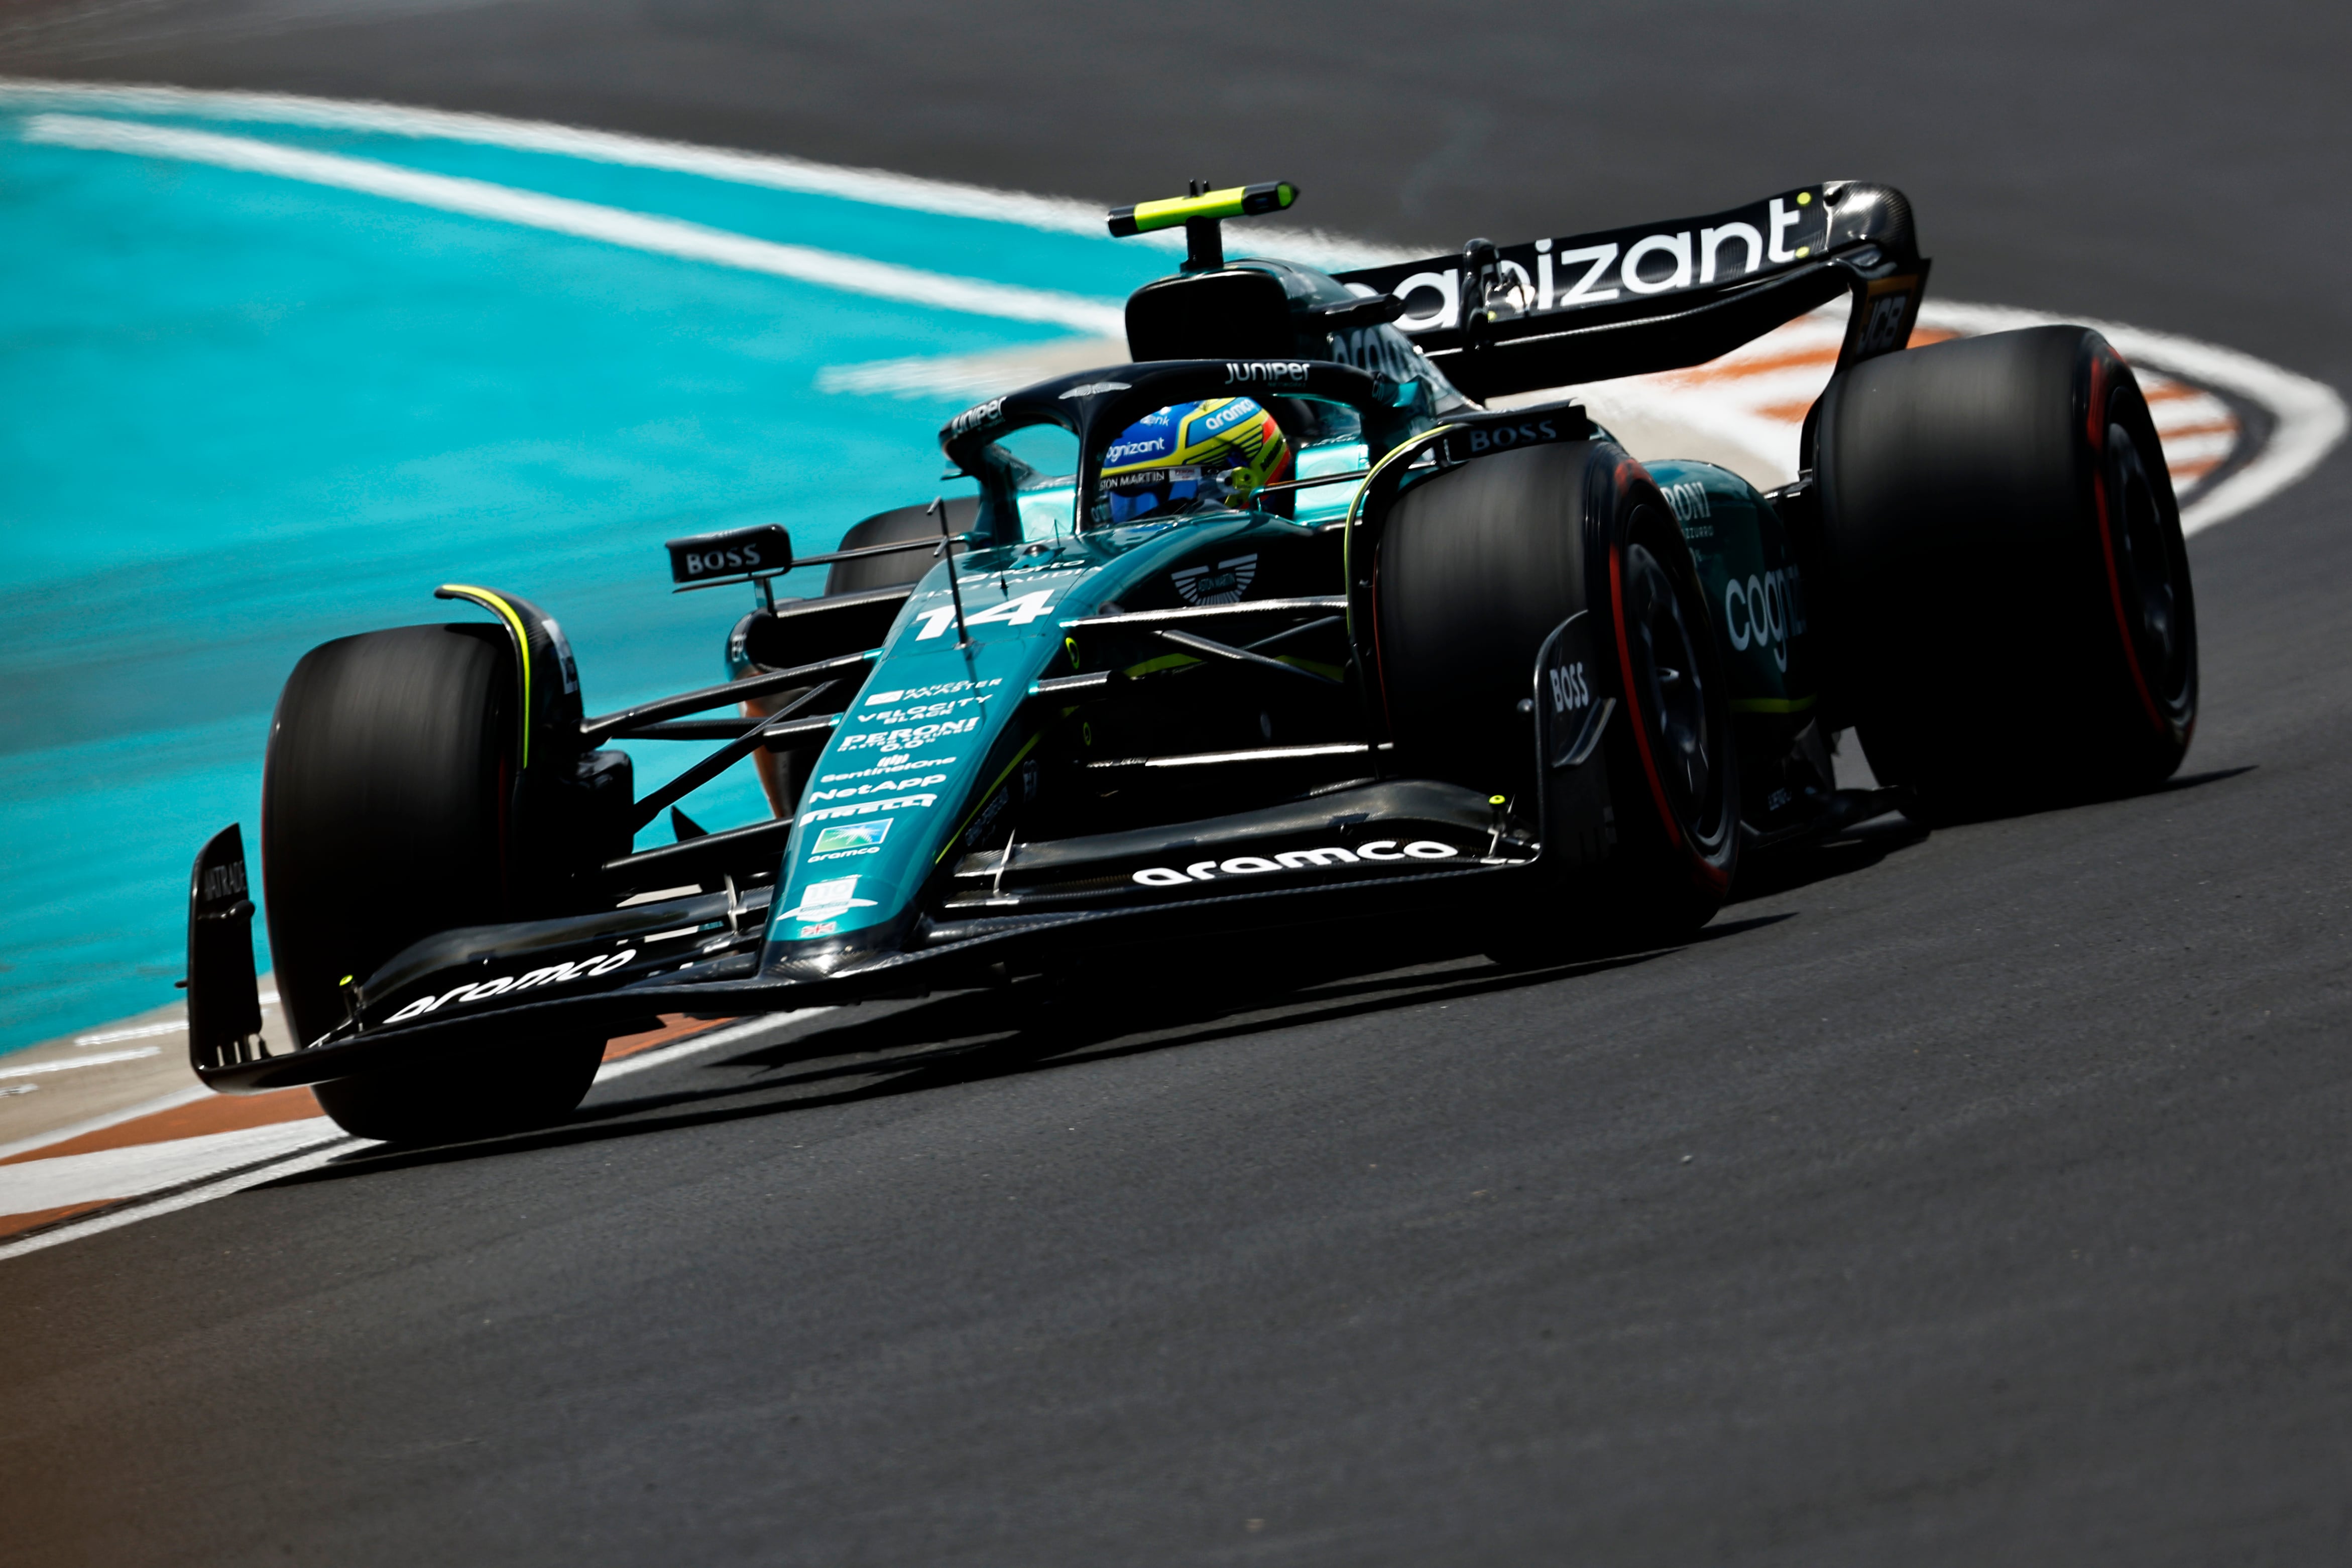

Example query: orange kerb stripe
[1,1016,738,1167]
[1672,344,1841,382]
[2158,419,2241,440]
[2142,382,2200,403]
[0,1199,119,1240]
[1756,399,1817,424]
[0,1089,321,1165]
[603,1013,736,1062]
[2167,457,2221,479]
[1659,328,1958,386]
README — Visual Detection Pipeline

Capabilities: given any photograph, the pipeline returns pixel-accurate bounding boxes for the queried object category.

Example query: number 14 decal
[913,590,1058,640]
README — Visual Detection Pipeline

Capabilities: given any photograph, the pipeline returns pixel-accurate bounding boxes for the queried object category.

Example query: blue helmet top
[1096,397,1292,524]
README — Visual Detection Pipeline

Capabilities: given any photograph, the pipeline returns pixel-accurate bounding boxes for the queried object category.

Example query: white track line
[0,1008,833,1262]
[1,1117,344,1215]
[71,1018,187,1045]
[0,1131,358,1264]
[0,77,1418,269]
[816,337,1130,400]
[0,1046,161,1078]
[22,113,1128,335]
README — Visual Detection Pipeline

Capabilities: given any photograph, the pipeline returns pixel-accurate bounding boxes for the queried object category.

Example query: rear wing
[1333,182,1928,401]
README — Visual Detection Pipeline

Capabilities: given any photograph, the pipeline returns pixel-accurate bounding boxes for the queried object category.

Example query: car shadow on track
[275,769,2267,1188]
[2153,764,2258,794]
[1730,815,1930,903]
[263,922,1791,1185]
[1723,763,2255,904]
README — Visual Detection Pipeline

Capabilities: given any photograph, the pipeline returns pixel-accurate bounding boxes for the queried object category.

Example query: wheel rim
[2104,417,2193,708]
[1621,536,1726,847]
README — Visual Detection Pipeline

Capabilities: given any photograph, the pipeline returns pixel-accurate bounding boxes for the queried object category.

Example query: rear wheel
[1377,440,1739,956]
[262,625,604,1143]
[824,497,978,594]
[1816,325,2196,820]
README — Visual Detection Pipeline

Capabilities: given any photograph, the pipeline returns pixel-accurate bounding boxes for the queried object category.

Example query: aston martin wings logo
[1170,553,1259,606]
[1059,381,1133,399]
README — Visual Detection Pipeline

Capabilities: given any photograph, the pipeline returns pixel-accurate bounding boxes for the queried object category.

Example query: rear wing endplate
[1333,182,1929,401]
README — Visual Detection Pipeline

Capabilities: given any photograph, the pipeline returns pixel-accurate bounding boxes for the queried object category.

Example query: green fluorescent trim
[1106,181,1297,237]
[438,583,532,766]
[1120,653,1201,677]
[935,731,1045,865]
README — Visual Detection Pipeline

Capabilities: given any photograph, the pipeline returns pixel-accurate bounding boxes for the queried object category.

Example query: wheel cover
[1621,538,1727,848]
[2104,418,2193,709]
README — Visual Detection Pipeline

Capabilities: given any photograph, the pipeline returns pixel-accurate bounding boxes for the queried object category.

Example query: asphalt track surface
[8,3,2352,1561]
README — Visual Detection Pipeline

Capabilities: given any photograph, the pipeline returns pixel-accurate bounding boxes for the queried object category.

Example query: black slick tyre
[824,497,978,594]
[1816,326,2196,820]
[261,624,603,1143]
[1376,439,1739,957]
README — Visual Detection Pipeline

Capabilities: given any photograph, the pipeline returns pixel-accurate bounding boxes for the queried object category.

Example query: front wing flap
[191,845,1552,1094]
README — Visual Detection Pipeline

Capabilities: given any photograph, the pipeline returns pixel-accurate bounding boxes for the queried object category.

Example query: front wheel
[262,624,604,1143]
[1376,439,1739,957]
[312,1037,605,1144]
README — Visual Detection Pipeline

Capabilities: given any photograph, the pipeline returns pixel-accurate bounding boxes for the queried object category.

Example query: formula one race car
[184,179,2197,1142]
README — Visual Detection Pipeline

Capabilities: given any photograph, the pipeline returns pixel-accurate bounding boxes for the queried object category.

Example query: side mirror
[665,524,793,587]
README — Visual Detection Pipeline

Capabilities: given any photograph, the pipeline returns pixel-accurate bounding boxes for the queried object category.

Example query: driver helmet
[1097,397,1291,524]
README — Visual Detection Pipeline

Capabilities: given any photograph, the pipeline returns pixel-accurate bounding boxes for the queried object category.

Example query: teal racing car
[183,180,2197,1142]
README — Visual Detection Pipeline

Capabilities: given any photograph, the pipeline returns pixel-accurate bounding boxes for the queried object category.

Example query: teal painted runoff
[0,99,1168,1053]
